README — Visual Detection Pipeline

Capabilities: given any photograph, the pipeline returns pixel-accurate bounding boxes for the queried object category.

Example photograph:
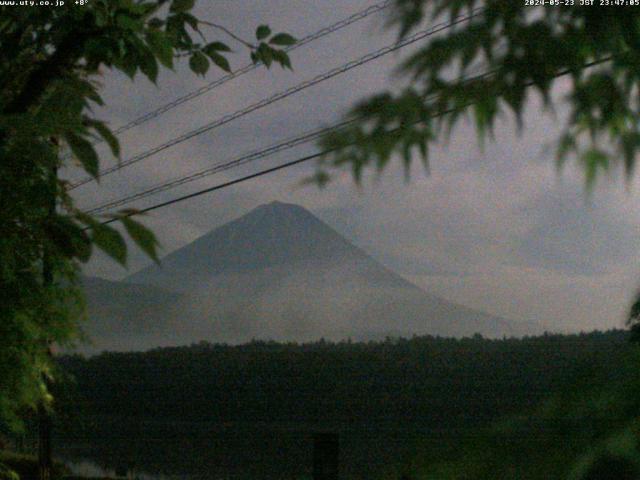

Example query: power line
[96,106,466,227]
[68,9,483,190]
[85,61,497,215]
[87,70,488,214]
[59,1,392,162]
[95,54,615,227]
[100,151,327,226]
[107,0,394,137]
[85,62,497,214]
[85,120,355,214]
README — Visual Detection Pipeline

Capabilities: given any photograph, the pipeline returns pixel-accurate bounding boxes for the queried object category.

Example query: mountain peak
[236,201,326,233]
[267,200,292,207]
[249,201,310,217]
[98,202,538,349]
[126,201,361,288]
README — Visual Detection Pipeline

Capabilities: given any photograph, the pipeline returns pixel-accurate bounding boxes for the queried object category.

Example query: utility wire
[68,9,483,190]
[61,0,393,166]
[96,109,467,227]
[60,1,392,162]
[108,0,394,136]
[85,120,355,214]
[100,151,328,226]
[85,59,497,214]
[95,54,615,227]
[85,63,494,214]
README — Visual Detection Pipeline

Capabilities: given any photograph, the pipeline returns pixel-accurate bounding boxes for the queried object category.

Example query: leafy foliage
[317,2,640,186]
[0,451,67,480]
[318,2,640,354]
[413,347,640,480]
[251,27,296,70]
[0,0,295,431]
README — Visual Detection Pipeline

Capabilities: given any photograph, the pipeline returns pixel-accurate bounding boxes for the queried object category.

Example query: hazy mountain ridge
[127,202,410,291]
[80,276,188,351]
[82,202,539,352]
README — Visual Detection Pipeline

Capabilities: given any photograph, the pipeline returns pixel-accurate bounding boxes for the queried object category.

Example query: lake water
[55,424,435,479]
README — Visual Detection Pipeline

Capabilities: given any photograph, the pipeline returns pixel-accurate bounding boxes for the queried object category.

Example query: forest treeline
[57,330,632,435]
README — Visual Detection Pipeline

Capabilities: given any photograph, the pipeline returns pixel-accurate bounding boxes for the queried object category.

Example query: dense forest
[57,330,630,434]
[23,330,632,479]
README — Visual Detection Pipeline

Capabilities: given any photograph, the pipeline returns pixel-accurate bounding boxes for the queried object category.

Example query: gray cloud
[509,183,640,275]
[74,0,640,332]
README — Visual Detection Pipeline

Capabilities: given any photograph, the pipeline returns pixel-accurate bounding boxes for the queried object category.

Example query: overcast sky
[70,0,640,333]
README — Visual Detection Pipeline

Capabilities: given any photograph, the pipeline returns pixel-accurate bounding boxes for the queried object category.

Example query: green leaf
[73,210,96,226]
[182,12,199,31]
[85,37,115,69]
[139,49,159,83]
[556,134,576,166]
[311,170,331,188]
[146,30,174,69]
[45,216,92,262]
[256,25,271,41]
[269,33,296,46]
[272,49,292,70]
[65,133,99,179]
[148,18,164,29]
[620,131,640,177]
[121,217,160,264]
[116,14,140,31]
[170,0,195,13]
[207,51,231,72]
[118,51,138,78]
[92,223,127,266]
[88,119,120,158]
[256,43,273,68]
[94,8,108,27]
[189,51,209,76]
[581,148,609,189]
[138,1,163,16]
[203,41,231,55]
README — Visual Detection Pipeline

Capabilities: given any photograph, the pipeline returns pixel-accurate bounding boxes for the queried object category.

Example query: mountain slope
[79,277,216,352]
[127,202,410,291]
[118,202,537,344]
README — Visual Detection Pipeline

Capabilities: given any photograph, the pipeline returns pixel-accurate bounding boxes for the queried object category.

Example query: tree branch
[198,20,255,49]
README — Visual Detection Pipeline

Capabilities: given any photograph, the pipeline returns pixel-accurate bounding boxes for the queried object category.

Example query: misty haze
[4,2,640,480]
[81,201,539,353]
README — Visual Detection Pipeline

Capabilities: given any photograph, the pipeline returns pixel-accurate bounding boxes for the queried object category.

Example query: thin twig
[199,20,255,49]
[193,26,207,44]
